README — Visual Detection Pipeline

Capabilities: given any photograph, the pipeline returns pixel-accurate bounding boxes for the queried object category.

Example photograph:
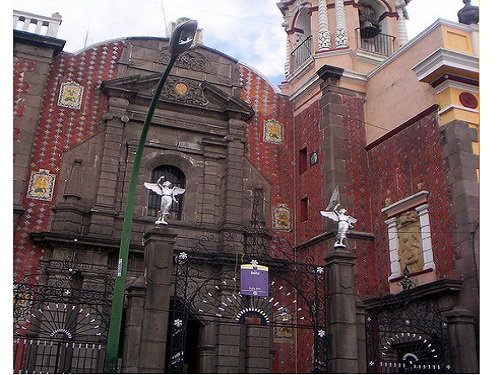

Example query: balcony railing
[13,10,62,38]
[290,35,312,73]
[356,28,395,57]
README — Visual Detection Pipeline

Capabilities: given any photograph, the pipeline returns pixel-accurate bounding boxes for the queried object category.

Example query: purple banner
[240,264,269,297]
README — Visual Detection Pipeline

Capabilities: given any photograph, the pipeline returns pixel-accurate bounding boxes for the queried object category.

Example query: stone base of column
[324,245,360,373]
[136,226,177,373]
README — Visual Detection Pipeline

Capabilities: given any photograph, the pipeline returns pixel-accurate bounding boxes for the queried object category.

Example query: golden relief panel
[396,210,424,274]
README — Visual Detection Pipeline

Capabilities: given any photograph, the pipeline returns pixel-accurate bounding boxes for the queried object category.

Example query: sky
[12,0,480,86]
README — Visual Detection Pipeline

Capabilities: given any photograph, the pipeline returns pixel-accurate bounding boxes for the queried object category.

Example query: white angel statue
[144,176,185,225]
[320,187,357,247]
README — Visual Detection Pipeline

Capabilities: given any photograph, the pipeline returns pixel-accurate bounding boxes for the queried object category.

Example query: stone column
[121,278,145,373]
[317,0,331,51]
[334,0,348,48]
[394,0,410,46]
[324,245,360,373]
[222,119,247,229]
[136,227,177,373]
[444,307,479,373]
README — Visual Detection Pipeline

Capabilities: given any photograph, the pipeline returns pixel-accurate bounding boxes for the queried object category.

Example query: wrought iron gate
[366,301,452,373]
[167,229,327,374]
[13,254,113,374]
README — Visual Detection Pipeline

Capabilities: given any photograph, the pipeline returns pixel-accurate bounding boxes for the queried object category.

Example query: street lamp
[104,19,198,373]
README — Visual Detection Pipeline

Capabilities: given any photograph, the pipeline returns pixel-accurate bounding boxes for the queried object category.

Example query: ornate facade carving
[156,77,208,106]
[317,0,331,50]
[396,210,424,273]
[334,0,348,48]
[157,50,207,72]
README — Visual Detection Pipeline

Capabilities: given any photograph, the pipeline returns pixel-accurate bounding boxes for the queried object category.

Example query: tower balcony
[356,28,396,57]
[290,35,313,74]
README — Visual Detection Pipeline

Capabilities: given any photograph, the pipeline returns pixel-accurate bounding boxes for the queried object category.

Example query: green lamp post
[103,19,198,373]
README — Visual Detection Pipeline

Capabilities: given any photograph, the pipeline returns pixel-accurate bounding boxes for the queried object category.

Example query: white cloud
[13,0,481,85]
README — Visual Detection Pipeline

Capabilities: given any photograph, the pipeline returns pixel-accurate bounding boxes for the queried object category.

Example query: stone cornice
[412,48,479,83]
[367,19,478,80]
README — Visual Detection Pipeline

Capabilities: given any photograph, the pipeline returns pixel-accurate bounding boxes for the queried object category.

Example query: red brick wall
[14,42,124,280]
[239,65,295,247]
[366,109,458,297]
[294,101,324,249]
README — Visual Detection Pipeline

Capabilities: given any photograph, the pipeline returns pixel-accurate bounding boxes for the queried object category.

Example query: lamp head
[169,19,198,57]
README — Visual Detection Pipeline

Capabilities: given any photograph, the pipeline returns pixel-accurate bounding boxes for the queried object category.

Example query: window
[148,165,186,220]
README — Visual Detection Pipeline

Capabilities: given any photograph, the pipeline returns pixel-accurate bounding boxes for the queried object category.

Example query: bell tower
[278,0,412,94]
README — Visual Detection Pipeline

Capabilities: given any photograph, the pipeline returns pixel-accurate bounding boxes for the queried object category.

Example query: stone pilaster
[245,326,271,373]
[88,97,129,236]
[52,158,86,234]
[198,323,217,373]
[444,307,479,373]
[324,246,360,373]
[222,119,246,228]
[334,0,348,48]
[121,278,145,374]
[215,323,243,373]
[317,0,331,51]
[136,227,177,373]
[440,120,479,318]
[317,66,354,230]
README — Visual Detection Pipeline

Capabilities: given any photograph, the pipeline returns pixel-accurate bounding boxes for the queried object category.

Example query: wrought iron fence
[13,255,113,374]
[366,300,452,373]
[167,227,327,373]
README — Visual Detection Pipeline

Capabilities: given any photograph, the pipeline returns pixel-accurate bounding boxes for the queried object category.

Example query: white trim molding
[412,48,479,83]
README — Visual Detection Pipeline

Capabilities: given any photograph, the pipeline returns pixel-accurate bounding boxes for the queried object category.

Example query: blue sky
[12,0,480,86]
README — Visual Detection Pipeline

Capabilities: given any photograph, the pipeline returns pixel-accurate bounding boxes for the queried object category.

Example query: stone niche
[382,190,436,294]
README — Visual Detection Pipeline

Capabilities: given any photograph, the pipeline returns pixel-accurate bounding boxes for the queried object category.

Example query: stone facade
[14,2,479,373]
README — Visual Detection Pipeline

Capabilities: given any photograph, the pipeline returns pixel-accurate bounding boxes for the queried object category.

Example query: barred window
[148,165,186,220]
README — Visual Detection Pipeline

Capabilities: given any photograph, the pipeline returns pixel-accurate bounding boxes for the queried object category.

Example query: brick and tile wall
[13,42,124,279]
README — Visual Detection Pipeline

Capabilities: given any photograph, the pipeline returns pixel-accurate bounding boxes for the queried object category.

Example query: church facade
[13,0,479,373]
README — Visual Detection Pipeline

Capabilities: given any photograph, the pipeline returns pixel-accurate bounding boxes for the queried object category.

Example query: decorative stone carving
[318,30,332,50]
[157,49,207,72]
[156,78,208,106]
[317,0,331,51]
[334,0,348,48]
[396,210,424,273]
[334,29,348,48]
[382,191,436,282]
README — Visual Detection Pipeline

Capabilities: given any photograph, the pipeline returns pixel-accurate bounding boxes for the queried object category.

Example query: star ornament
[173,319,183,328]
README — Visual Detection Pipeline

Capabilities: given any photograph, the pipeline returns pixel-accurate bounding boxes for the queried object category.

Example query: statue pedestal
[137,227,177,373]
[324,245,361,373]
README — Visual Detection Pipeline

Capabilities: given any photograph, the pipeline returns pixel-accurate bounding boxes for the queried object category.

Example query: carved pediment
[100,73,254,120]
